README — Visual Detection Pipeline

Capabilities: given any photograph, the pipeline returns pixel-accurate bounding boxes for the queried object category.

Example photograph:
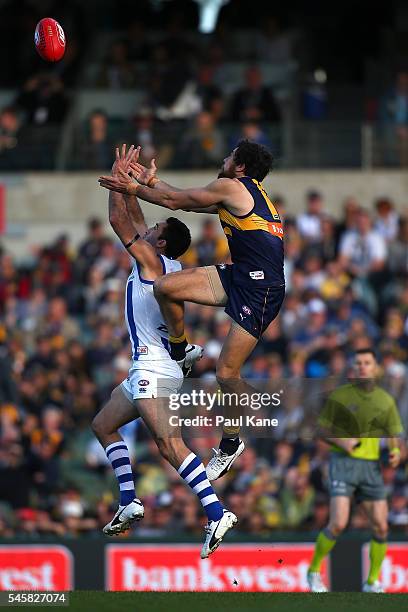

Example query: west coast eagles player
[92,145,237,557]
[99,140,285,481]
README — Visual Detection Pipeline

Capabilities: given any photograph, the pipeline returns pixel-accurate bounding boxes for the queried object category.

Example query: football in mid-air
[34,17,66,62]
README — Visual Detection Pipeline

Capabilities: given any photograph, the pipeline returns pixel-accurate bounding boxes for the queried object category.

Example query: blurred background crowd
[0,188,407,538]
[0,0,408,169]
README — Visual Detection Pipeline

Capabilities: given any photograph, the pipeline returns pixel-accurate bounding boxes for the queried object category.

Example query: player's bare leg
[135,396,237,557]
[308,496,351,592]
[361,499,388,592]
[155,266,261,477]
[153,266,227,373]
[92,386,144,534]
[207,321,258,480]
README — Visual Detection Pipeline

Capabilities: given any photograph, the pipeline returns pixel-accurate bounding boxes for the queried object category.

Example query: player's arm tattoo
[109,191,161,274]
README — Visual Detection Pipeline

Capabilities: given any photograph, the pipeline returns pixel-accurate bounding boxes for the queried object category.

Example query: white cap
[387,362,406,378]
[104,278,121,292]
[308,298,326,314]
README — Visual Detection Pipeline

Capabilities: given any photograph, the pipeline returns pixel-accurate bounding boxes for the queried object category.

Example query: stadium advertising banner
[362,543,408,592]
[106,544,329,592]
[0,545,73,591]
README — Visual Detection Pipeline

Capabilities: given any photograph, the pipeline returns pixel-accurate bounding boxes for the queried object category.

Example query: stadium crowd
[0,191,407,538]
[0,1,407,170]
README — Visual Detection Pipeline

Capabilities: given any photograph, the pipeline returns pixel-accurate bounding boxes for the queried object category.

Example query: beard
[218,166,234,179]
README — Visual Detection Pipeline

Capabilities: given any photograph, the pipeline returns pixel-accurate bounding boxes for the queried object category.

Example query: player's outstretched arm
[99,170,236,212]
[131,158,218,214]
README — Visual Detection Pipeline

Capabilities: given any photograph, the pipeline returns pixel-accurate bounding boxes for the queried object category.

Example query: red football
[34,18,66,62]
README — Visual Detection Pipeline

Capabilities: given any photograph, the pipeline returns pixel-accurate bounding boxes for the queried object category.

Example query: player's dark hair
[355,348,377,359]
[233,139,274,181]
[161,217,191,259]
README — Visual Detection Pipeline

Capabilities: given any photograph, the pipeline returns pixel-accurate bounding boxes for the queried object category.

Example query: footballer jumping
[92,145,237,558]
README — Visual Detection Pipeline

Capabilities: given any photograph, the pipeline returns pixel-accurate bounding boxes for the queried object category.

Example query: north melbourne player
[99,140,285,481]
[92,145,237,558]
[307,348,403,593]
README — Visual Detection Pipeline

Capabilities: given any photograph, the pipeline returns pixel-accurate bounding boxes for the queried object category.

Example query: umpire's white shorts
[121,359,183,402]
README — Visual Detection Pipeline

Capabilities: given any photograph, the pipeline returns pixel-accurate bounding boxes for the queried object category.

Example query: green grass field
[13,592,408,612]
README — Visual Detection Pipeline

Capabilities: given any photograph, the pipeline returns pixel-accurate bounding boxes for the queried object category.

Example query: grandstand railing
[0,115,405,171]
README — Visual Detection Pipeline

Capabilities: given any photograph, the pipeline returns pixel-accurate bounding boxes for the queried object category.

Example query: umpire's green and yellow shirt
[318,383,403,460]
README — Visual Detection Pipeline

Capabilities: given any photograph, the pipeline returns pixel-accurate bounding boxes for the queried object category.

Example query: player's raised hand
[99,168,138,196]
[111,144,140,176]
[130,157,157,185]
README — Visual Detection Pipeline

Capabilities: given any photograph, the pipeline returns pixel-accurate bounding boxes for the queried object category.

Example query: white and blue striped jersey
[124,255,181,361]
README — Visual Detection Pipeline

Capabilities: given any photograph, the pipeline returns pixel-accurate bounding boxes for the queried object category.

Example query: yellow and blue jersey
[217,177,284,287]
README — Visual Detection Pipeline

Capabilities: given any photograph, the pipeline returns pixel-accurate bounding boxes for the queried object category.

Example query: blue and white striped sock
[178,452,224,522]
[105,440,135,507]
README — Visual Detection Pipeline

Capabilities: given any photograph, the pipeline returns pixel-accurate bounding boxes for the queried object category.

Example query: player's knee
[155,435,184,464]
[155,435,172,461]
[216,364,240,383]
[373,522,388,540]
[91,413,105,438]
[329,521,347,537]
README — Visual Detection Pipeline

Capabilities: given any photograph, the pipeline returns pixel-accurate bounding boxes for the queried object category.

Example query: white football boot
[177,344,203,377]
[201,509,238,559]
[206,440,245,481]
[307,571,329,593]
[103,498,144,535]
[362,580,384,593]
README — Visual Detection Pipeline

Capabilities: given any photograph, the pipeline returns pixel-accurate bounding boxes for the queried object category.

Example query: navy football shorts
[216,264,285,339]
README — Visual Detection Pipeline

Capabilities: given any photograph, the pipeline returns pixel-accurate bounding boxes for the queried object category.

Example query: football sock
[169,333,188,361]
[367,537,387,584]
[220,436,240,454]
[178,452,224,522]
[309,529,337,573]
[105,440,136,507]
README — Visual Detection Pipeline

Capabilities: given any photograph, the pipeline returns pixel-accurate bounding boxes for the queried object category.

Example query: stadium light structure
[149,0,230,33]
[193,0,230,33]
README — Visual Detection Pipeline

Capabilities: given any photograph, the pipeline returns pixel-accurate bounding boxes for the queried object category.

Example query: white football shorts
[121,359,183,402]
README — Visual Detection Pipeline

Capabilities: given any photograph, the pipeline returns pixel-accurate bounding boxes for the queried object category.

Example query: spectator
[77,217,107,280]
[195,63,225,122]
[336,196,360,240]
[15,74,68,125]
[313,214,339,263]
[176,111,225,168]
[0,107,21,169]
[388,216,408,280]
[79,110,114,170]
[230,65,281,124]
[339,207,387,300]
[148,44,199,121]
[182,219,229,267]
[280,470,315,528]
[378,71,408,167]
[229,120,273,151]
[255,16,293,63]
[36,297,80,343]
[296,189,324,243]
[374,197,399,242]
[98,40,135,89]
